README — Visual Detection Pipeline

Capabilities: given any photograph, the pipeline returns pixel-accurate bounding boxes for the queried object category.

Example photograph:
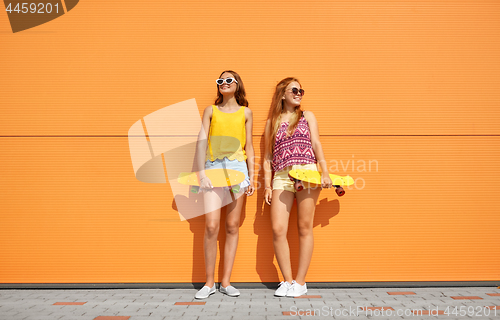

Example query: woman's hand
[264,188,273,205]
[321,172,332,189]
[200,176,213,190]
[246,180,255,196]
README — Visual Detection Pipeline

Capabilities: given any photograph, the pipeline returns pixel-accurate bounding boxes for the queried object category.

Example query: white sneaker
[274,281,292,297]
[286,280,307,297]
[195,284,216,299]
[219,285,240,297]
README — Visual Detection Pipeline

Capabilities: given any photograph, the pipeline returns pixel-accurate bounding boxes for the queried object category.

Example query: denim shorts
[204,157,251,190]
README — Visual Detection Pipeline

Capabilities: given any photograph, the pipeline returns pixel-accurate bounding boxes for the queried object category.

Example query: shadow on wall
[169,135,248,285]
[177,190,248,286]
[253,137,341,285]
[170,135,340,284]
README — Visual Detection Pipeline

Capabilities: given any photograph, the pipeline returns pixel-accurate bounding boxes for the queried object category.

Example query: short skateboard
[288,169,355,196]
[177,168,245,193]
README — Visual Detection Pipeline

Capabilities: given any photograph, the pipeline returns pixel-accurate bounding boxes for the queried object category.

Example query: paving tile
[484,305,500,311]
[17,317,67,320]
[283,310,317,316]
[413,309,446,315]
[133,317,167,320]
[360,306,395,311]
[387,291,416,295]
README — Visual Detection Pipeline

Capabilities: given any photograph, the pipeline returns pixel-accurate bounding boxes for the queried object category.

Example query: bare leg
[294,187,321,285]
[270,190,295,283]
[202,188,224,287]
[220,187,246,287]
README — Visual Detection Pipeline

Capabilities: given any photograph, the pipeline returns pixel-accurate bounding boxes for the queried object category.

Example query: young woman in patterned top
[263,77,332,297]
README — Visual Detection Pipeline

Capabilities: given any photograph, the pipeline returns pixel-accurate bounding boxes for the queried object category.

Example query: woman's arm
[196,106,212,183]
[304,111,332,188]
[263,119,273,204]
[244,108,255,195]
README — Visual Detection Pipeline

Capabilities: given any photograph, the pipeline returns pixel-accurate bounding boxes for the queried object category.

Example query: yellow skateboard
[177,169,245,193]
[288,169,355,196]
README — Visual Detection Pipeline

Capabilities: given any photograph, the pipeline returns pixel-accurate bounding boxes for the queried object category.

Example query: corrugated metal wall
[1,0,499,283]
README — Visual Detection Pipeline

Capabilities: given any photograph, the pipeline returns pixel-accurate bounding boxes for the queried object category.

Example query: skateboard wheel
[190,186,200,194]
[335,186,345,197]
[294,180,304,192]
[231,185,240,193]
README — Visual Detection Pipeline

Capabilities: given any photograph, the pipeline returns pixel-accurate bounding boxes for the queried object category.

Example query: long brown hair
[266,77,304,154]
[214,70,249,107]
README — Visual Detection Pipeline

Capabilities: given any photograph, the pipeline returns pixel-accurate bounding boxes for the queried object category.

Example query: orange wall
[1,0,499,283]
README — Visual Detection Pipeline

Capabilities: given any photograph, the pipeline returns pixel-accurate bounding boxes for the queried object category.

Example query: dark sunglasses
[216,78,238,86]
[288,87,304,96]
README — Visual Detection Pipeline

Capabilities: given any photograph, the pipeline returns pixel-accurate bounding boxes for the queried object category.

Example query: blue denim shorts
[204,157,251,190]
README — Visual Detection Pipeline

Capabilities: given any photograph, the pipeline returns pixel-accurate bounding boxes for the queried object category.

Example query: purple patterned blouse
[272,115,317,172]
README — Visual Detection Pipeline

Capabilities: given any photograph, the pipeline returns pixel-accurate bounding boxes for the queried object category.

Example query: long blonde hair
[266,77,304,154]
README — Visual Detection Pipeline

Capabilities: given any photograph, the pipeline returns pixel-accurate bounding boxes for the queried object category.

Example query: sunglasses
[288,87,305,96]
[216,78,238,86]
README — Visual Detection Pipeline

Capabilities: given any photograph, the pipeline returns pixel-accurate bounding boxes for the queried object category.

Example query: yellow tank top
[206,105,247,162]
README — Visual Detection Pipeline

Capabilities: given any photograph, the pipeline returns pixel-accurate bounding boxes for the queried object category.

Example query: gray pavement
[1,286,499,320]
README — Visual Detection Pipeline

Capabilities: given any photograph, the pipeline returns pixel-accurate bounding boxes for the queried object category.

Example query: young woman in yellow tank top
[194,70,255,299]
